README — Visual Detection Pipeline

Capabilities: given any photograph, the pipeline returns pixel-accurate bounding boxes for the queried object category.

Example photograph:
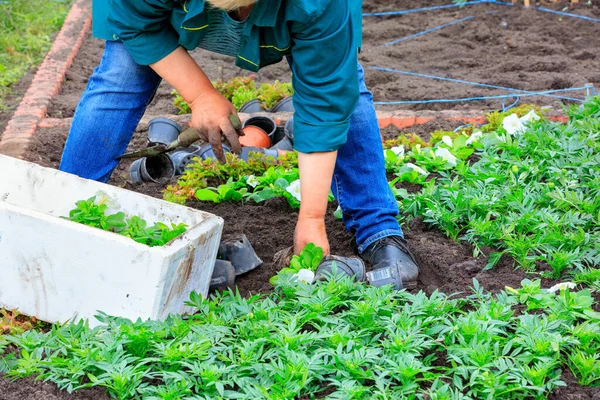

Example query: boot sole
[403,280,418,290]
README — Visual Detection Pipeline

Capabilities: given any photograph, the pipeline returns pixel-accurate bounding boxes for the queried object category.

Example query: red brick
[391,116,417,129]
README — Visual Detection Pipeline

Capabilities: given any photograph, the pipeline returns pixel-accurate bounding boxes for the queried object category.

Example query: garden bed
[3,1,600,398]
[21,116,537,299]
[45,0,600,118]
[12,100,600,398]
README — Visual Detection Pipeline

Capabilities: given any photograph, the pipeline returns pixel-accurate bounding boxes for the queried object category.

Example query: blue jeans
[59,41,403,252]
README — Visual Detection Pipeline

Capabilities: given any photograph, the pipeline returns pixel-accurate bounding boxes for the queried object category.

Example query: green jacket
[92,0,363,153]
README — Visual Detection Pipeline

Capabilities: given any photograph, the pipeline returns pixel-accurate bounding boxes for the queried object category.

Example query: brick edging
[0,0,92,158]
[35,110,570,133]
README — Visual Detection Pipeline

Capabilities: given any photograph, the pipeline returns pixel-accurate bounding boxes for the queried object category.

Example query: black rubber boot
[361,236,419,290]
[315,256,366,282]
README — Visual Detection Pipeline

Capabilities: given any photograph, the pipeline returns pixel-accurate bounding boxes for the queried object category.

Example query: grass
[0,0,72,110]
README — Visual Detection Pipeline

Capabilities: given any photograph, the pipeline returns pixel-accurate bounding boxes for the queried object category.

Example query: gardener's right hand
[188,88,242,163]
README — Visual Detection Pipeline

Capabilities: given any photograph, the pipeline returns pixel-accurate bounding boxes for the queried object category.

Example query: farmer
[59,0,419,286]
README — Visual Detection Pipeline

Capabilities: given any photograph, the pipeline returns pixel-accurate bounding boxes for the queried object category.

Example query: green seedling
[399,97,600,276]
[172,76,293,112]
[257,81,293,110]
[195,178,249,204]
[231,86,260,110]
[164,151,298,205]
[68,197,126,232]
[270,243,323,285]
[67,197,187,247]
[6,277,600,398]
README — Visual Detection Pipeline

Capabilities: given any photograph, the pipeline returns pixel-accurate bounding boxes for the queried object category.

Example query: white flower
[405,163,428,176]
[441,136,453,147]
[466,130,483,145]
[547,282,576,294]
[390,146,405,158]
[502,113,526,136]
[520,109,541,123]
[246,175,259,188]
[434,147,457,166]
[286,179,301,201]
[294,269,315,284]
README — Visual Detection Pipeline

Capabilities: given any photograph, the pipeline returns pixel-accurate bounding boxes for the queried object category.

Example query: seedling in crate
[67,196,187,247]
[68,197,126,232]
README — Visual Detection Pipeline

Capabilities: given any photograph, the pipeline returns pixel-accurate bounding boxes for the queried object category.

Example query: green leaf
[196,189,221,203]
[334,207,343,220]
[274,178,289,190]
[248,188,278,203]
[484,252,503,270]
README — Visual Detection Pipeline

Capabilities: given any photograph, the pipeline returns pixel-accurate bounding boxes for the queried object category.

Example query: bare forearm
[150,47,240,160]
[298,151,337,219]
[150,46,214,103]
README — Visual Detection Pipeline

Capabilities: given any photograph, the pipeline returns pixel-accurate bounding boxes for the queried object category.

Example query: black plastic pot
[196,143,278,162]
[129,154,175,184]
[239,99,264,113]
[168,145,201,175]
[209,260,236,291]
[196,143,232,160]
[315,256,366,282]
[270,126,286,146]
[242,116,277,142]
[270,96,294,113]
[218,234,263,276]
[148,117,181,146]
[271,136,294,151]
[284,116,294,143]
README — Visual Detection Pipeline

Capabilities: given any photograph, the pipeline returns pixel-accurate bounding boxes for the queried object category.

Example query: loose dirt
[45,0,600,118]
[5,0,600,398]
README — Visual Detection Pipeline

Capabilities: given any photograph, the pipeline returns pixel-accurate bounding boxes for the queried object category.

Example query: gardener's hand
[189,89,243,163]
[150,47,242,162]
[295,215,330,255]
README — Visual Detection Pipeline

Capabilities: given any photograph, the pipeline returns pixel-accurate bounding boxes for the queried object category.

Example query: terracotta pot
[242,116,277,140]
[240,125,271,148]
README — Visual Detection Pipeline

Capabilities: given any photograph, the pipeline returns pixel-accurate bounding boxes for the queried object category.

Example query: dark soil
[380,118,468,141]
[23,118,534,299]
[0,71,36,136]
[45,0,600,117]
[361,0,600,111]
[0,376,109,400]
[6,0,600,398]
